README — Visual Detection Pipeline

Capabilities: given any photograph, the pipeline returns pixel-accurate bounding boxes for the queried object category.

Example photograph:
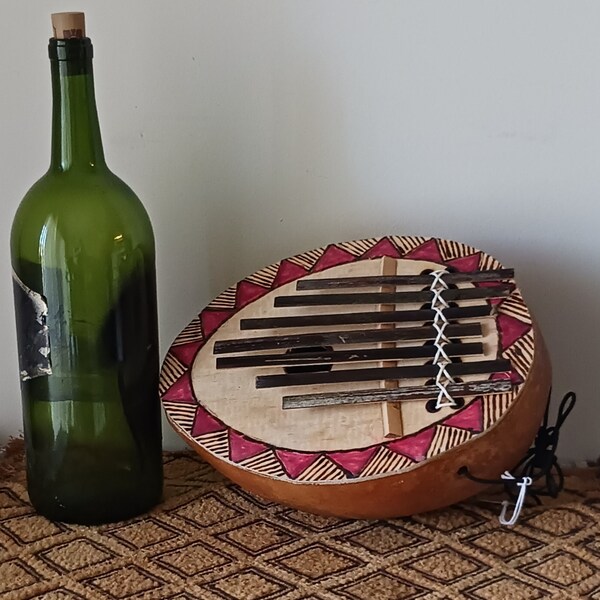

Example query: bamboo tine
[282,379,514,409]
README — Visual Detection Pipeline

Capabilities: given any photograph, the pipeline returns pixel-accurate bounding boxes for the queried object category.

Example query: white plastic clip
[499,471,533,526]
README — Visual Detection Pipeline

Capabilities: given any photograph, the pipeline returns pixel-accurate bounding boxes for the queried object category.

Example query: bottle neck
[49,38,106,172]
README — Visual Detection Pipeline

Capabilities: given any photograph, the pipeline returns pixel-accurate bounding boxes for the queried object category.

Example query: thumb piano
[161,236,551,518]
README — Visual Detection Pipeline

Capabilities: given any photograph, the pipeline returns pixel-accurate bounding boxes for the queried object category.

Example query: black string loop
[458,391,576,505]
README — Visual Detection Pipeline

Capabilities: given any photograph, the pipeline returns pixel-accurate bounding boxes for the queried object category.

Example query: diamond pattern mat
[2,440,600,600]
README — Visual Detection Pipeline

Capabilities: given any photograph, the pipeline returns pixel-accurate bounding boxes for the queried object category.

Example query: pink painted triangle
[235,280,269,309]
[361,238,402,259]
[448,253,481,273]
[161,372,195,403]
[497,313,531,350]
[327,447,378,477]
[275,449,320,479]
[191,406,225,437]
[201,310,235,338]
[312,245,356,272]
[229,430,268,463]
[443,398,484,432]
[169,341,203,367]
[273,259,308,288]
[405,239,444,263]
[387,427,436,462]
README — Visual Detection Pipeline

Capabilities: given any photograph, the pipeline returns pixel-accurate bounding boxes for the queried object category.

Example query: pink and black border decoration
[160,236,534,484]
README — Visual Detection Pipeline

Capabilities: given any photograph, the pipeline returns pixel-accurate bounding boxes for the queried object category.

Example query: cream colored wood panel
[191,258,500,451]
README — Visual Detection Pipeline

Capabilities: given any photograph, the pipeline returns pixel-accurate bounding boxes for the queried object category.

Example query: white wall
[1,1,598,462]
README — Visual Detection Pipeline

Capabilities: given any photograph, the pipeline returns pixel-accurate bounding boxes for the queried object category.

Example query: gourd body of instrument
[161,236,551,518]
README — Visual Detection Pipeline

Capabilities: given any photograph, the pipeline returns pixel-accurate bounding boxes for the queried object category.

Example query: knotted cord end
[458,390,576,524]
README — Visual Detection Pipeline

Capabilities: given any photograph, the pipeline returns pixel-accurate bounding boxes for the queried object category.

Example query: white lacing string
[429,270,457,409]
[499,472,533,526]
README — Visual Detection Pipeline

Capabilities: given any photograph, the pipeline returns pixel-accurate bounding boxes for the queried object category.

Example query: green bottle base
[27,464,163,525]
[28,495,163,525]
[27,448,163,525]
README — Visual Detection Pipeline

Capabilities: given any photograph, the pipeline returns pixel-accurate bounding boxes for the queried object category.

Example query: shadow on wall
[512,245,599,463]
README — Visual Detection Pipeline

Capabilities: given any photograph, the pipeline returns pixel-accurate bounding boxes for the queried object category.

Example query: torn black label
[12,271,52,381]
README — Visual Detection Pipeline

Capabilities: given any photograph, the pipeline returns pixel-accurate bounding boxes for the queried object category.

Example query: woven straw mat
[1,440,600,599]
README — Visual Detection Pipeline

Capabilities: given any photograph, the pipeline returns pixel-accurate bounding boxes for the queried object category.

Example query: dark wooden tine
[216,342,484,369]
[240,305,491,331]
[274,284,513,308]
[214,323,482,355]
[256,359,512,389]
[296,268,515,290]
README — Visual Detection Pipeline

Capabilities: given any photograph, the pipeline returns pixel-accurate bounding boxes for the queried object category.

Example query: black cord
[458,391,576,505]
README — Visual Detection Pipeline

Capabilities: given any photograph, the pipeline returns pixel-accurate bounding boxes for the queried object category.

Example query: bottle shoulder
[14,168,151,225]
[17,167,143,206]
[11,168,155,265]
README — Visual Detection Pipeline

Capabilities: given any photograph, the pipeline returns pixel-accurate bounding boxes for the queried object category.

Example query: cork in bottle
[51,12,86,39]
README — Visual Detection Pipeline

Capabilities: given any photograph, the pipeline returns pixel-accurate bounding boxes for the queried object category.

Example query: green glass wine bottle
[10,12,163,524]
